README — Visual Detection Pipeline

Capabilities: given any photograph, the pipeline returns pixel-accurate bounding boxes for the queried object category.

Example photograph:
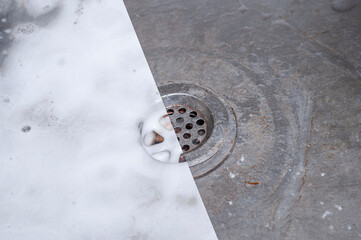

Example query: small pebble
[22,126,31,132]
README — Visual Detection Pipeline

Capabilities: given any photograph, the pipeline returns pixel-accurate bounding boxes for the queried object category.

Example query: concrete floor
[124,0,361,239]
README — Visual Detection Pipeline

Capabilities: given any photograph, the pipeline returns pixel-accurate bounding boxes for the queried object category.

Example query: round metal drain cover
[159,83,237,178]
[166,100,211,153]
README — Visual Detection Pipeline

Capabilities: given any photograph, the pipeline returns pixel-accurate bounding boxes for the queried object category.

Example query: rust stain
[245,181,260,186]
[178,155,186,163]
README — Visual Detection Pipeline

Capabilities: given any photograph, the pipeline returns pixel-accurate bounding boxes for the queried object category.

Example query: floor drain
[159,83,237,178]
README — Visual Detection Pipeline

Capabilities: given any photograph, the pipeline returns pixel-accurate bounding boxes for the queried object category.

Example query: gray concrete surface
[124,0,361,239]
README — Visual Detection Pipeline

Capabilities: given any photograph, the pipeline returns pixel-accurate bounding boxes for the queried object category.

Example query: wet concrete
[124,0,361,239]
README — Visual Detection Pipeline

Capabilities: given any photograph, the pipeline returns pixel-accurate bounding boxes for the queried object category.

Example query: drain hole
[159,115,173,130]
[197,129,206,136]
[185,123,193,129]
[192,138,200,145]
[182,145,190,152]
[189,111,197,118]
[167,109,174,115]
[183,133,191,139]
[196,119,205,126]
[144,131,164,146]
[174,127,182,133]
[176,117,184,123]
[178,108,186,114]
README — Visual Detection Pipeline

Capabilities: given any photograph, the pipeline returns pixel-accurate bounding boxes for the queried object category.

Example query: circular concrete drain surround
[159,83,237,178]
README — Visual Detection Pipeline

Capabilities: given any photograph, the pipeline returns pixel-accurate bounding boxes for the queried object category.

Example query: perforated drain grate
[167,106,207,152]
[159,83,237,178]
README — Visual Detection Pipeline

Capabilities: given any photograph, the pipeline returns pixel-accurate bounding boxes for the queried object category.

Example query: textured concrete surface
[124,0,361,239]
